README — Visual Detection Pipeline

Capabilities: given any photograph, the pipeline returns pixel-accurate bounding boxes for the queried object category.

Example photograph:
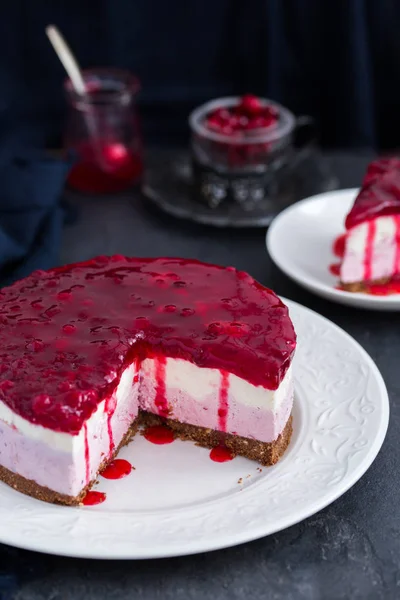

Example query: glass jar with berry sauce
[65,69,144,194]
[189,94,303,208]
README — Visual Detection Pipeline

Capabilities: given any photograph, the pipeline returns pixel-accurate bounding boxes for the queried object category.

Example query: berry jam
[67,141,143,194]
[205,95,278,137]
[0,257,296,433]
[345,158,400,229]
[203,94,279,169]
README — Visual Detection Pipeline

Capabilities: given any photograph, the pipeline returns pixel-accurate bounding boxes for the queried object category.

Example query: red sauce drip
[210,445,234,463]
[82,490,106,506]
[154,356,168,417]
[218,370,229,432]
[394,215,400,273]
[101,458,132,480]
[105,393,117,455]
[0,257,296,432]
[332,234,346,258]
[364,220,377,281]
[84,423,90,485]
[329,263,341,277]
[143,424,175,444]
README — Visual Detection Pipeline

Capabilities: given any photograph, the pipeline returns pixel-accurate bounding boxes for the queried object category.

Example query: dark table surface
[2,151,399,600]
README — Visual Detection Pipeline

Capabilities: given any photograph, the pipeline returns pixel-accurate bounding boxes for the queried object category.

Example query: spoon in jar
[45,24,116,172]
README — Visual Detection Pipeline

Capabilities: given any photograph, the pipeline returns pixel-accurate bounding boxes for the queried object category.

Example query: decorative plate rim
[267,188,400,309]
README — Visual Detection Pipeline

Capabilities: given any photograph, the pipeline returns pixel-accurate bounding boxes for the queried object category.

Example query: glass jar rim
[189,96,295,144]
[64,68,141,106]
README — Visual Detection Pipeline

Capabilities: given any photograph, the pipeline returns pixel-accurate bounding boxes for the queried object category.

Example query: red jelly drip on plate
[101,459,132,479]
[82,490,106,506]
[210,445,234,463]
[332,234,346,258]
[329,263,341,277]
[366,279,400,296]
[143,425,175,445]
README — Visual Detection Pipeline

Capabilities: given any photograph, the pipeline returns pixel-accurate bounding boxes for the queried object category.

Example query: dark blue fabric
[0,128,70,287]
[0,0,400,149]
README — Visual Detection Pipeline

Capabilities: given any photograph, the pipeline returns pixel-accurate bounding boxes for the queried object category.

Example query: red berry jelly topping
[205,94,279,137]
[0,257,296,434]
[345,158,400,230]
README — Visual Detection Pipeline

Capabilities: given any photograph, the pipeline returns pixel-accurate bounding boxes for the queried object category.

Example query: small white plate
[0,299,389,559]
[267,188,400,310]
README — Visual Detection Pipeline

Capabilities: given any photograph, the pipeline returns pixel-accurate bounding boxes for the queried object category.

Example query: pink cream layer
[139,357,293,444]
[0,370,140,498]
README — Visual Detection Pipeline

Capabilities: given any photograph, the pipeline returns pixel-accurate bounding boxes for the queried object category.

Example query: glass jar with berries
[189,94,298,208]
[65,68,144,194]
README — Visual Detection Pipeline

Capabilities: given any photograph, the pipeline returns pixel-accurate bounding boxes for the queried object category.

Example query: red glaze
[82,490,106,506]
[329,263,341,276]
[0,257,296,433]
[101,459,132,479]
[345,158,400,230]
[332,234,346,258]
[210,445,234,463]
[143,425,175,444]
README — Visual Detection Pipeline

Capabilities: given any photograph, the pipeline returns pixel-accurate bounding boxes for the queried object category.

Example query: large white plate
[0,299,389,559]
[267,188,400,310]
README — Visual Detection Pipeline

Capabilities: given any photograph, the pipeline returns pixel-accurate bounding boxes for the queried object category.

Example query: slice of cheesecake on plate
[340,158,400,292]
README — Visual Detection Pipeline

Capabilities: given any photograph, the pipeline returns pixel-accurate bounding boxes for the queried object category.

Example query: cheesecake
[0,257,296,505]
[340,158,400,292]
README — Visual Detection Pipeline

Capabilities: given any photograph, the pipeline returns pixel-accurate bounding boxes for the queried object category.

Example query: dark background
[0,3,400,598]
[1,0,400,149]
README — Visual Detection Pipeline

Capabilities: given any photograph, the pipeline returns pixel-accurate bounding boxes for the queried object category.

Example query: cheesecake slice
[0,257,296,505]
[340,158,400,292]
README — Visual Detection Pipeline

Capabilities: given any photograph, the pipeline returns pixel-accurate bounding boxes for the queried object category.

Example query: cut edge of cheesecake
[0,413,293,506]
